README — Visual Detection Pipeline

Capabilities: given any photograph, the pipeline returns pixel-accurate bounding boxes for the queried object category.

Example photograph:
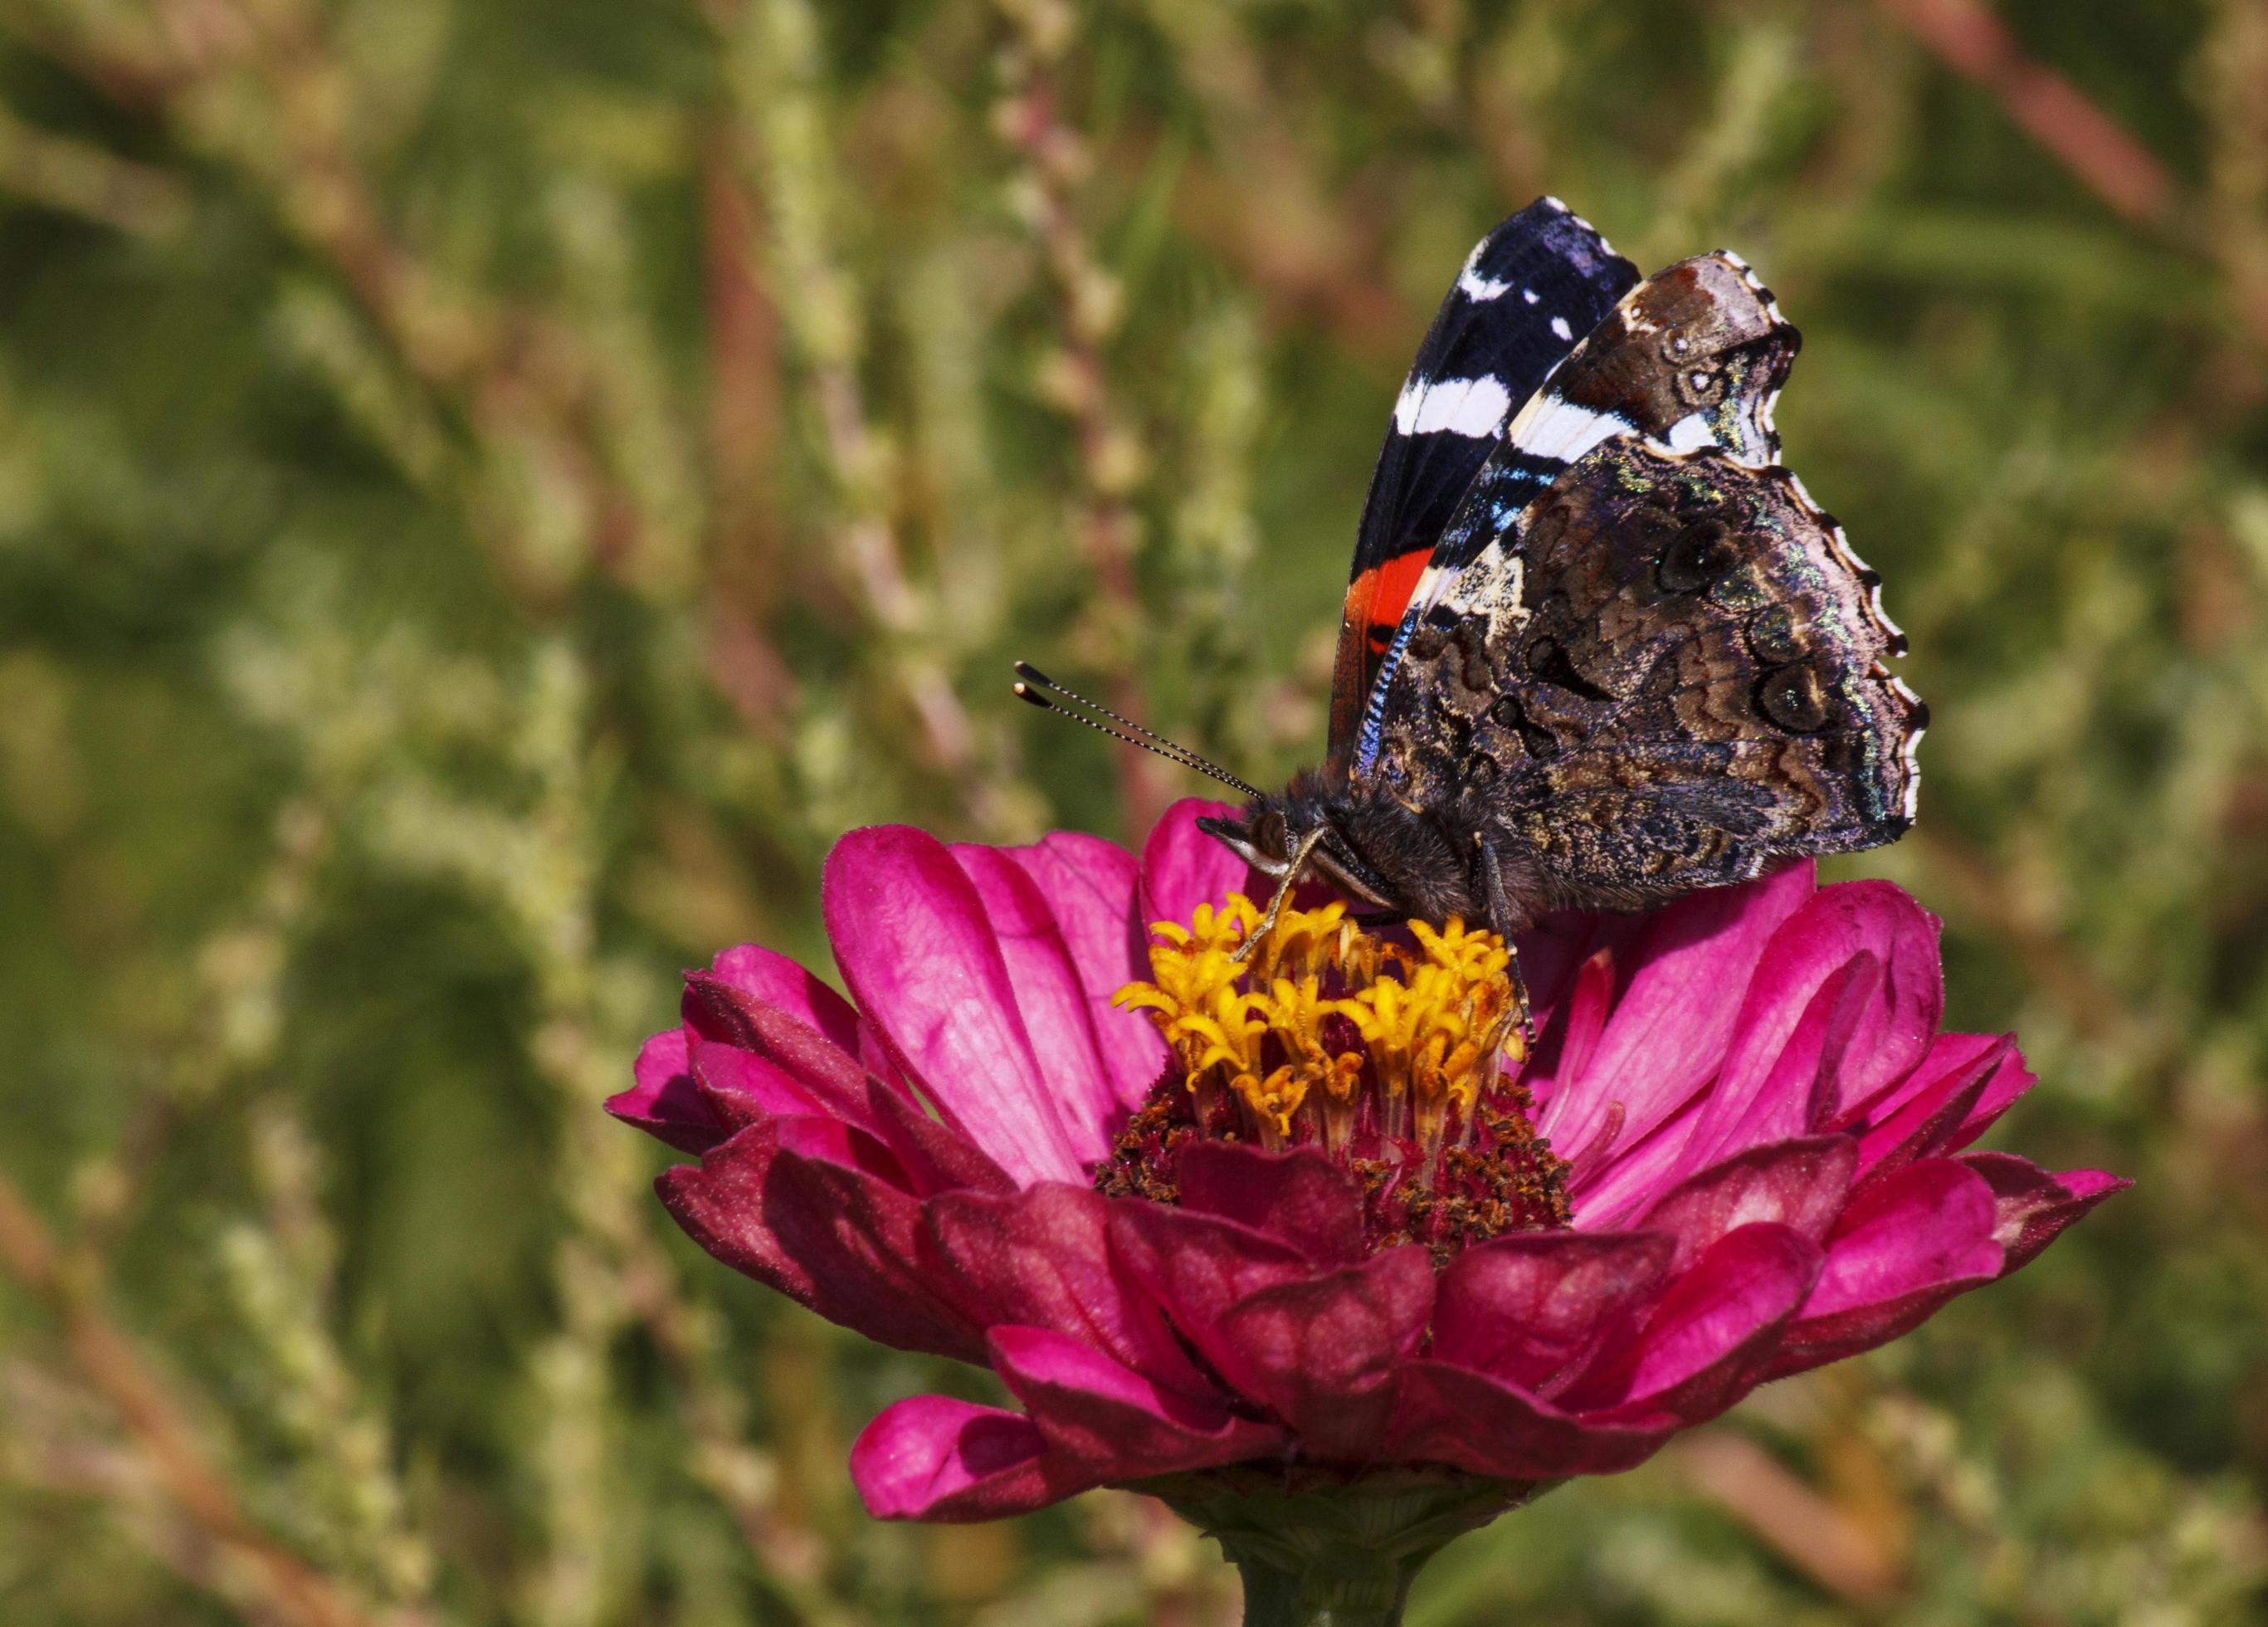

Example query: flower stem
[1140,1468,1548,1627]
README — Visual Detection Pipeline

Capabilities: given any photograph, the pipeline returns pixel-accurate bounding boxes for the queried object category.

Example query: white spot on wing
[1522,287,1539,304]
[1458,243,1512,301]
[1505,393,1631,463]
[1395,374,1512,438]
[1664,412,1714,452]
[1550,315,1574,341]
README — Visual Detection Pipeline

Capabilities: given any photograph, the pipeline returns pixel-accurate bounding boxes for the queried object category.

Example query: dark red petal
[1960,1152,2131,1272]
[680,976,882,1130]
[1389,1360,1677,1480]
[659,1128,984,1363]
[859,1077,1016,1198]
[989,1326,1280,1478]
[850,1396,1084,1522]
[1431,1229,1675,1393]
[1173,1141,1365,1267]
[608,1029,729,1155]
[1630,1136,1856,1272]
[925,1185,1205,1387]
[1208,1247,1436,1462]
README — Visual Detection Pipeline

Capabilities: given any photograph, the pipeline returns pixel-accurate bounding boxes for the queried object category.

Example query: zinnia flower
[612,799,2122,1613]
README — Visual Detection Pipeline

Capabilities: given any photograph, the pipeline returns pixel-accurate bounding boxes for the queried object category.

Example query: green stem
[1139,1468,1551,1627]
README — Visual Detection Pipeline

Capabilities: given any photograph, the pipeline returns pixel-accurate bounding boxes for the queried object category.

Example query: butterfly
[1019,198,1924,953]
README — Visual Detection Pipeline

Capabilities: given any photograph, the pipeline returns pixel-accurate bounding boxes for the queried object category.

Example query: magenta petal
[1431,1230,1675,1392]
[1681,883,1944,1174]
[1768,1160,2008,1377]
[1631,1136,1856,1273]
[687,1034,831,1131]
[1139,798,1259,924]
[1173,1142,1365,1266]
[1962,1152,2131,1272]
[1948,1047,2041,1152]
[708,943,865,1060]
[1568,1223,1821,1422]
[1851,1033,2012,1180]
[1390,1361,1676,1480]
[1002,832,1167,1107]
[1209,1248,1435,1462]
[825,826,1088,1185]
[1522,945,1616,1121]
[851,1395,1080,1522]
[608,1030,729,1154]
[1540,862,1814,1167]
[926,1185,1205,1387]
[951,843,1124,1160]
[660,1131,985,1363]
[990,1326,1281,1478]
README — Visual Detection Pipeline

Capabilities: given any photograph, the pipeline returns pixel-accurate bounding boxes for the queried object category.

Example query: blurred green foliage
[0,0,2264,1621]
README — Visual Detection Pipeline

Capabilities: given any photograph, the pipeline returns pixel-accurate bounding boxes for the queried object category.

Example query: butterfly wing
[1346,252,1805,772]
[1329,198,1637,759]
[1367,437,1923,911]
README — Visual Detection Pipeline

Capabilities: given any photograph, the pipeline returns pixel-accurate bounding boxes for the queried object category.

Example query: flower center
[1101,894,1572,1265]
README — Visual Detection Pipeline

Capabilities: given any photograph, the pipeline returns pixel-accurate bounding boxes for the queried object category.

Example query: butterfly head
[1195,770,1513,933]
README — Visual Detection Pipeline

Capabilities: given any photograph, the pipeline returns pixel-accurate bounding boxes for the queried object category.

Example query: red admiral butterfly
[1020,198,1924,950]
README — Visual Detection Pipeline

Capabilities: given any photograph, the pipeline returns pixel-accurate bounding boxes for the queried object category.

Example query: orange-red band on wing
[1327,546,1434,758]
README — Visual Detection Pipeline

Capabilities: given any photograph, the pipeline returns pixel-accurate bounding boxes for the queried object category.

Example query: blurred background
[0,0,2263,1621]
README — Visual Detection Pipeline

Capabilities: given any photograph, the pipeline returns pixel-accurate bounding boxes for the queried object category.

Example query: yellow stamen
[1112,897,1529,1164]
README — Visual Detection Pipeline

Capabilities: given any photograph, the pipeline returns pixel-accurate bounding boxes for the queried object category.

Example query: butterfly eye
[1656,517,1740,592]
[1755,661,1836,733]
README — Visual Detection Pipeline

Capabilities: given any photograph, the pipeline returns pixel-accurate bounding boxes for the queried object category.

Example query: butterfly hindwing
[1365,437,1923,911]
[1329,199,1637,757]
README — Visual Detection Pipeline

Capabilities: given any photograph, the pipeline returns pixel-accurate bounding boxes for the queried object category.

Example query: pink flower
[610,799,2123,1525]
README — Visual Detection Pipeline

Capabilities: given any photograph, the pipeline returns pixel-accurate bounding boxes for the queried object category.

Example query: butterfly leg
[1232,824,1329,964]
[1475,832,1539,1053]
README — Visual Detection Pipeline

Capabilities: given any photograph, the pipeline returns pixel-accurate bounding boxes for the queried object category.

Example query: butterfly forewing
[1330,198,1637,758]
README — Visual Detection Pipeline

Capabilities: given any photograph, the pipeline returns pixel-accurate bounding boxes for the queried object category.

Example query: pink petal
[1567,1223,1821,1423]
[1430,1230,1675,1393]
[1677,882,1944,1175]
[1768,1159,2008,1376]
[1390,1361,1677,1480]
[1173,1142,1365,1266]
[1629,1136,1856,1273]
[707,943,865,1061]
[607,1029,728,1155]
[989,1326,1281,1478]
[1002,832,1167,1107]
[1138,798,1258,924]
[951,843,1124,1160]
[1851,1033,2012,1180]
[1209,1247,1436,1461]
[1948,1048,2041,1152]
[1521,945,1616,1121]
[1961,1152,2130,1272]
[658,1128,985,1363]
[850,1396,1079,1522]
[825,826,1088,1185]
[686,1034,832,1131]
[925,1185,1205,1387]
[1539,862,1814,1168]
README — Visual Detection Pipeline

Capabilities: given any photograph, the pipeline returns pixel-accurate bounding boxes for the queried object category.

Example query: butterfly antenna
[1012,662,1264,801]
